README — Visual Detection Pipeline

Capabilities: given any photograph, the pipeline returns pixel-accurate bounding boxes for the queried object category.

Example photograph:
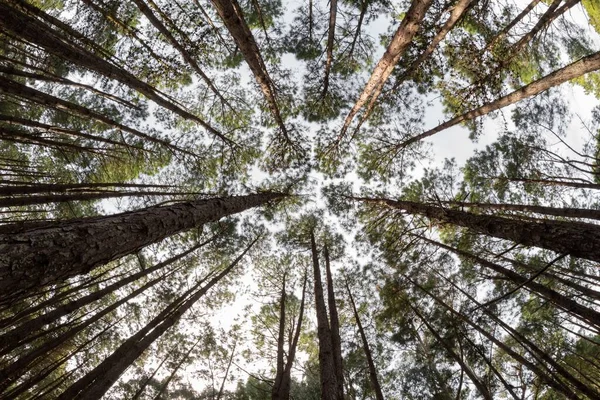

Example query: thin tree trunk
[56,237,257,400]
[324,245,344,399]
[337,0,433,143]
[311,231,338,400]
[0,2,234,146]
[0,76,190,155]
[409,303,493,399]
[215,341,236,400]
[272,273,287,400]
[0,192,285,297]
[483,0,542,53]
[0,181,178,196]
[502,176,600,191]
[210,0,290,140]
[152,338,202,400]
[401,50,600,148]
[0,237,215,354]
[130,0,233,110]
[130,351,171,400]
[356,195,600,263]
[345,279,384,400]
[321,0,338,97]
[278,273,307,400]
[420,236,600,331]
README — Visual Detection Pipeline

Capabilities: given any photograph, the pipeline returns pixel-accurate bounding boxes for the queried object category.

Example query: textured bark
[438,200,600,221]
[210,0,290,139]
[359,196,600,262]
[272,274,287,400]
[372,0,472,116]
[409,304,493,400]
[0,192,285,297]
[321,0,338,97]
[56,238,255,400]
[401,50,600,147]
[311,232,338,400]
[345,280,384,400]
[338,0,433,142]
[0,2,233,145]
[0,237,213,355]
[324,245,344,399]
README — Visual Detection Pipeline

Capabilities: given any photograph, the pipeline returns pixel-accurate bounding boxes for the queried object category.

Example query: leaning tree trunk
[337,0,433,142]
[310,232,339,400]
[0,192,285,297]
[56,238,255,400]
[345,280,384,400]
[483,0,542,53]
[401,50,600,147]
[356,196,600,263]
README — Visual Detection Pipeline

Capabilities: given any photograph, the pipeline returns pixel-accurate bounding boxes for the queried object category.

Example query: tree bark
[56,237,256,400]
[356,195,600,263]
[345,279,384,400]
[337,0,433,142]
[438,200,600,221]
[324,245,344,399]
[0,192,285,297]
[272,273,287,400]
[210,0,290,140]
[321,0,338,97]
[401,50,600,147]
[311,231,338,400]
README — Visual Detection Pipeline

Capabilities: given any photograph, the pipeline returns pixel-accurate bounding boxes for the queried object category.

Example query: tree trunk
[311,231,338,400]
[483,0,542,53]
[210,0,290,140]
[502,176,600,191]
[401,50,600,147]
[324,245,344,399]
[438,200,600,221]
[0,192,285,297]
[0,1,233,146]
[357,196,600,263]
[272,274,287,400]
[345,279,384,400]
[321,0,338,97]
[420,236,600,330]
[278,273,307,400]
[338,0,433,142]
[0,237,215,354]
[152,338,202,400]
[56,237,256,400]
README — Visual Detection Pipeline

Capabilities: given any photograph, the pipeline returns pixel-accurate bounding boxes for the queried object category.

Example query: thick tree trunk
[324,245,344,399]
[56,238,255,400]
[311,232,338,400]
[210,0,290,140]
[0,192,285,297]
[356,195,600,262]
[402,49,600,147]
[0,2,233,145]
[345,280,384,400]
[438,200,600,221]
[338,0,433,142]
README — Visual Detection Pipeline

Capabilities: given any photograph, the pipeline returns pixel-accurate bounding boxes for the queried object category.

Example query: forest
[1,0,600,398]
